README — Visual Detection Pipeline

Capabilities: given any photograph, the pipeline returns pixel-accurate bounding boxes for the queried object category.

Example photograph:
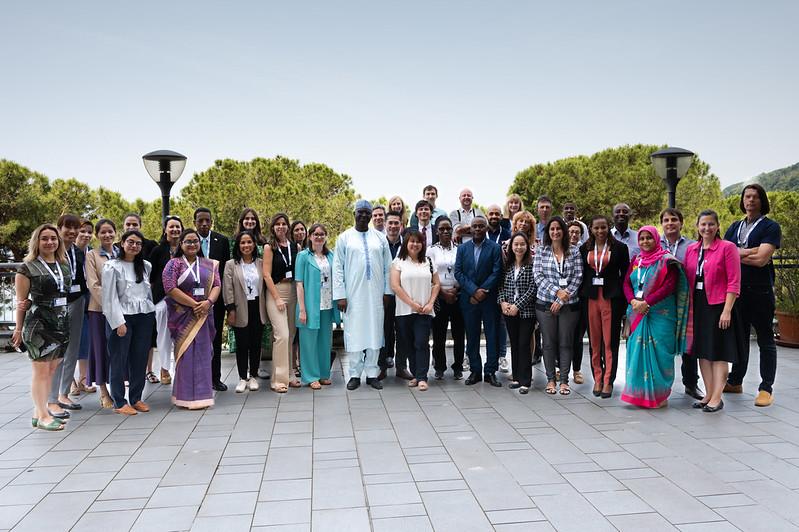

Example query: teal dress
[621,257,689,408]
[295,249,340,383]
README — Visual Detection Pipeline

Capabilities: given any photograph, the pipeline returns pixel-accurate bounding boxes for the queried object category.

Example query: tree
[180,156,357,240]
[0,160,50,258]
[509,144,726,232]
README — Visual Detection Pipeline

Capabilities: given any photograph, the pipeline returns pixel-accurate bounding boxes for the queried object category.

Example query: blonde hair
[512,210,536,242]
[503,194,524,219]
[24,223,66,263]
[387,195,408,226]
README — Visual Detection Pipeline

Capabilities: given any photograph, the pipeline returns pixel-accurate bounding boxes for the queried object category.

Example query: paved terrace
[1,341,799,531]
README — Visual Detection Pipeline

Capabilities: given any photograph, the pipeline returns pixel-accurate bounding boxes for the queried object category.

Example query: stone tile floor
[1,341,799,531]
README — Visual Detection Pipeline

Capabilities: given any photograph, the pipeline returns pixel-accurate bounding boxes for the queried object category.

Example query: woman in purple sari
[162,229,221,409]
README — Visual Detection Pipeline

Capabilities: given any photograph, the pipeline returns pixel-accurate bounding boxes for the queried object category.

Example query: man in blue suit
[454,216,504,387]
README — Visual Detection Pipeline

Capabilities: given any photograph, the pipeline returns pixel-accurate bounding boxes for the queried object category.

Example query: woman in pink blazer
[684,210,745,413]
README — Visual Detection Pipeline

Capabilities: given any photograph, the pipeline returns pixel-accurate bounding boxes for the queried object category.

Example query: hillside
[723,162,799,196]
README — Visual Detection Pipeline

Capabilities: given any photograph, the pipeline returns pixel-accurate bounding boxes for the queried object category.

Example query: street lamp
[143,150,187,223]
[650,147,694,209]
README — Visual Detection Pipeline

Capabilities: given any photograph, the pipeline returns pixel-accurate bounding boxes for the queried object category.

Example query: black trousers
[728,285,777,393]
[379,296,407,371]
[432,297,465,373]
[506,315,534,387]
[212,300,225,384]
[397,314,433,381]
[233,299,264,380]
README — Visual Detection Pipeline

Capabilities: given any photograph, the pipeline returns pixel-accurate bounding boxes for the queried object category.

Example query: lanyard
[490,230,502,243]
[636,257,648,293]
[664,238,681,256]
[554,250,566,278]
[593,243,608,274]
[67,246,77,279]
[736,216,764,248]
[696,247,706,278]
[183,257,201,286]
[38,256,65,292]
[277,245,292,268]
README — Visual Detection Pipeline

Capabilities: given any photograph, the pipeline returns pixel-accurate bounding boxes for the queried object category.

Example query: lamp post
[650,147,695,209]
[143,150,187,222]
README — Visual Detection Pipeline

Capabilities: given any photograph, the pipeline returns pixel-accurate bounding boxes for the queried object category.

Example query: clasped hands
[192,299,213,317]
[630,298,650,315]
[469,288,489,305]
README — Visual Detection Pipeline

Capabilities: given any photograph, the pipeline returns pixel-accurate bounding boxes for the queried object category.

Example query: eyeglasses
[125,240,143,247]
[183,239,200,245]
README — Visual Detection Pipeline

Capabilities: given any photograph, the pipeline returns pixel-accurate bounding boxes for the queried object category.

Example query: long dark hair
[543,216,570,250]
[307,223,330,255]
[159,215,184,245]
[232,230,261,263]
[290,220,308,249]
[740,183,770,215]
[174,228,204,259]
[585,215,618,250]
[398,230,426,263]
[237,208,267,245]
[267,212,293,250]
[504,232,531,268]
[119,230,146,283]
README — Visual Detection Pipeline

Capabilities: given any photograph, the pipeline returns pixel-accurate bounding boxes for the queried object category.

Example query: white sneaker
[499,357,510,373]
[462,359,470,371]
[235,379,247,393]
[248,377,260,391]
[258,368,271,379]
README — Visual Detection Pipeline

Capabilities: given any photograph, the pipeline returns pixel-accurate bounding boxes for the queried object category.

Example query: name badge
[592,277,604,286]
[696,281,704,290]
[70,285,81,293]
[53,297,67,307]
[193,287,206,296]
[558,278,568,287]
[635,290,644,299]
[285,271,293,279]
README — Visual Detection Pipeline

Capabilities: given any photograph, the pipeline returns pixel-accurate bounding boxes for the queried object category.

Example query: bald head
[486,204,502,229]
[612,203,632,231]
[459,188,473,209]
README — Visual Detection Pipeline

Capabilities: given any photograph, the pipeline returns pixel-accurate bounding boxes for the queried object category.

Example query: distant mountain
[723,162,799,196]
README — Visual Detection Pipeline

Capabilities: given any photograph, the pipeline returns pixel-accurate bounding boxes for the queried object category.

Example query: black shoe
[377,369,387,381]
[386,357,395,369]
[508,381,521,389]
[703,401,724,413]
[592,388,602,397]
[395,368,413,380]
[58,401,82,410]
[684,385,705,401]
[212,381,228,392]
[346,377,361,390]
[692,401,709,409]
[519,386,530,395]
[49,409,70,419]
[600,390,612,399]
[484,373,502,387]
[453,370,463,381]
[464,372,482,385]
[434,370,444,380]
[366,378,383,390]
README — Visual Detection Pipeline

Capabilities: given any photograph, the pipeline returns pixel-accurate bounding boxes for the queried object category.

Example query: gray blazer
[223,258,267,328]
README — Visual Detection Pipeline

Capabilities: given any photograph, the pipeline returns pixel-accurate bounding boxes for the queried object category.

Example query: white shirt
[427,243,458,289]
[241,261,260,301]
[102,260,155,330]
[392,257,435,317]
[314,254,333,310]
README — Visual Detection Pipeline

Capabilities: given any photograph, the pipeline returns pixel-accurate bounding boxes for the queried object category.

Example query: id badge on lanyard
[592,243,607,286]
[635,257,646,299]
[695,248,705,290]
[68,248,80,292]
[556,253,567,287]
[184,258,205,297]
[38,257,67,304]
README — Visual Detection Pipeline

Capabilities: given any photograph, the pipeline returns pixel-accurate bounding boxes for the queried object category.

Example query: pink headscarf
[635,225,667,267]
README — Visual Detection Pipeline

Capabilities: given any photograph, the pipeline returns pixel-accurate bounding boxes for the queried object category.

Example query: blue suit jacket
[454,239,503,300]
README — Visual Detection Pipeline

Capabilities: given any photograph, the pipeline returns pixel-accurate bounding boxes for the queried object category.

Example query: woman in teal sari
[621,225,689,408]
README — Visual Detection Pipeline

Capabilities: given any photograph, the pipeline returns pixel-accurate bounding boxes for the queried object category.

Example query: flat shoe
[49,409,70,419]
[508,381,521,389]
[573,371,584,384]
[146,371,159,384]
[132,401,150,412]
[37,419,64,431]
[58,401,82,410]
[703,401,724,413]
[418,381,428,391]
[692,401,709,409]
[408,379,418,387]
[519,386,529,395]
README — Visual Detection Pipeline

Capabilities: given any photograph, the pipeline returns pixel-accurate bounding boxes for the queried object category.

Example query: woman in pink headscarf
[620,226,689,408]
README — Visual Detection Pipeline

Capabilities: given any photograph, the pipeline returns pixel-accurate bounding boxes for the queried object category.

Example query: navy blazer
[454,238,503,299]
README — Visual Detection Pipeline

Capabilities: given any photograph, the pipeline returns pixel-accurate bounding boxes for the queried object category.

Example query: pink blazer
[684,239,740,305]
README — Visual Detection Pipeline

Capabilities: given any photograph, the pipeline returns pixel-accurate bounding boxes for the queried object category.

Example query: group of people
[10,182,781,430]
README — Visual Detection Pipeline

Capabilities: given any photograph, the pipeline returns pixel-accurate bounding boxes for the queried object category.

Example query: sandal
[160,371,172,385]
[100,395,114,409]
[289,380,301,388]
[271,384,288,393]
[418,381,428,391]
[408,379,418,387]
[559,383,571,396]
[319,379,332,385]
[69,379,80,396]
[545,381,557,395]
[146,371,159,384]
[310,381,322,390]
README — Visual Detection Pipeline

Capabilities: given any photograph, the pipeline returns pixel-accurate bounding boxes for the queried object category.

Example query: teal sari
[621,256,689,408]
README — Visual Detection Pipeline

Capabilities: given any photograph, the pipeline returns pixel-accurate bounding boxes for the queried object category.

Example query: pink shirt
[684,239,740,305]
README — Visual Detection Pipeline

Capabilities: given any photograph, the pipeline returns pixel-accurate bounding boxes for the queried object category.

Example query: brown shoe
[131,401,150,412]
[396,368,413,380]
[160,370,172,385]
[573,371,585,384]
[723,383,743,394]
[754,390,773,407]
[115,404,138,416]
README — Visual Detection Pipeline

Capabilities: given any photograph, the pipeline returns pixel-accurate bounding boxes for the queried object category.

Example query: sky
[1,1,797,213]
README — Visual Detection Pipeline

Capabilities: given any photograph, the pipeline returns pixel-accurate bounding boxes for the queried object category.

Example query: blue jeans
[106,312,155,408]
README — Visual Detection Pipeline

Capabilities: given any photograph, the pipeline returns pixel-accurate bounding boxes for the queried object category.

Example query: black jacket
[579,239,630,301]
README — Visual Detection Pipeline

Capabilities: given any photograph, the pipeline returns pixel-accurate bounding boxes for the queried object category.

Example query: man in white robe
[333,200,393,390]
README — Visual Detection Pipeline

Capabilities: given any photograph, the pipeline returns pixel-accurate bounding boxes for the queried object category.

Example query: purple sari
[163,257,220,409]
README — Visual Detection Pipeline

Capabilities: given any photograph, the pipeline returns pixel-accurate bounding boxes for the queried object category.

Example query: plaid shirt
[533,245,583,304]
[497,263,536,318]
